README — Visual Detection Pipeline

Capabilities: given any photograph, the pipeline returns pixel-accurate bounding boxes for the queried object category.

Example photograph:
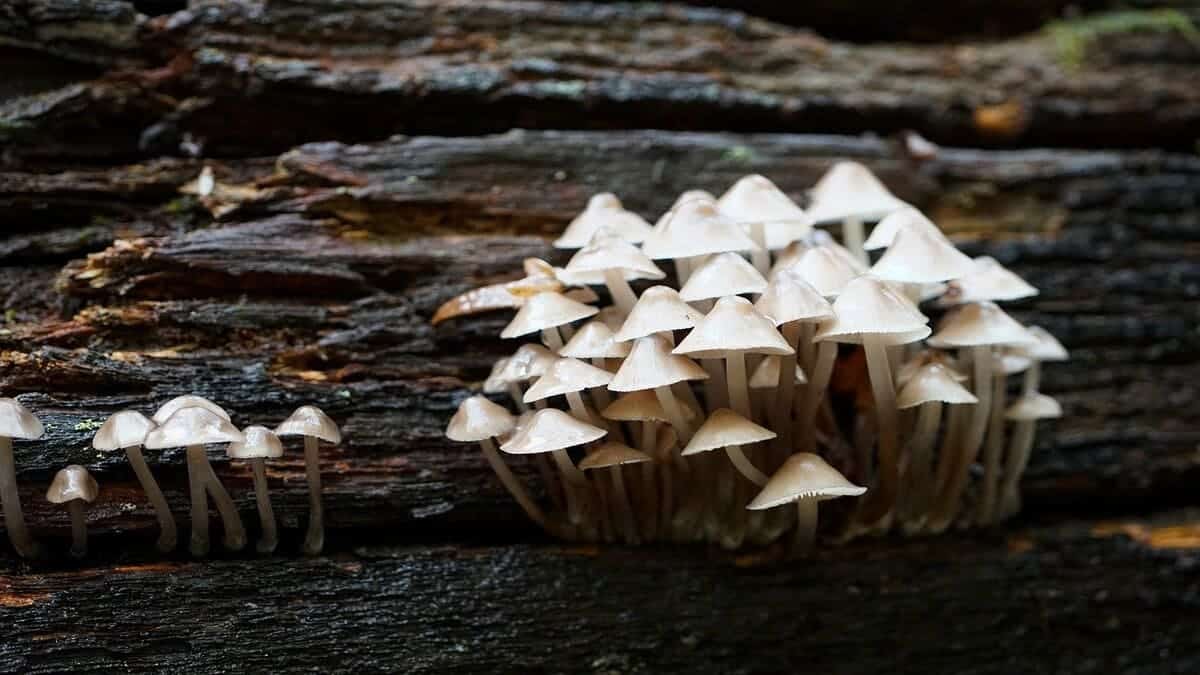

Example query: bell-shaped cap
[561,230,665,284]
[483,358,512,393]
[642,198,759,260]
[863,207,944,250]
[755,268,833,326]
[927,302,1036,348]
[523,358,614,403]
[1006,393,1062,421]
[228,425,285,459]
[716,174,812,249]
[152,395,229,425]
[674,296,793,358]
[897,363,979,409]
[499,408,606,455]
[501,292,598,339]
[275,405,342,443]
[93,410,156,451]
[559,321,631,359]
[814,276,931,345]
[997,349,1034,375]
[678,252,768,302]
[812,230,869,272]
[681,408,775,456]
[807,161,908,224]
[46,465,98,504]
[0,399,44,440]
[555,193,653,249]
[749,355,806,389]
[145,407,245,449]
[897,350,967,387]
[770,240,811,273]
[578,442,653,470]
[747,453,866,509]
[869,224,976,284]
[602,390,697,423]
[1022,326,1069,362]
[653,190,716,231]
[496,344,558,383]
[943,256,1038,304]
[614,286,704,342]
[787,247,860,297]
[609,334,709,392]
[446,395,516,442]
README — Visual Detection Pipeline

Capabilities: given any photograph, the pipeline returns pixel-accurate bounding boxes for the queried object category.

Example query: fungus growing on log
[46,465,99,558]
[93,410,175,552]
[275,405,342,556]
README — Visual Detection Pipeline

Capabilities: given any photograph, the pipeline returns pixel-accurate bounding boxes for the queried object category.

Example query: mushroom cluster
[443,166,1068,553]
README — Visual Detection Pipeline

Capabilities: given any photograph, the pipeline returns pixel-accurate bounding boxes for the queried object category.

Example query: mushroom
[523,357,614,425]
[579,442,653,545]
[997,392,1063,520]
[683,408,775,487]
[746,453,866,556]
[500,291,598,350]
[678,252,768,304]
[447,396,551,533]
[717,174,812,274]
[493,343,559,410]
[152,394,230,425]
[939,256,1039,307]
[145,406,247,556]
[609,334,708,439]
[554,193,653,249]
[561,229,665,314]
[93,410,176,552]
[560,319,631,413]
[613,286,705,345]
[0,398,44,558]
[642,197,759,292]
[807,161,908,264]
[861,207,946,252]
[227,425,285,553]
[868,218,976,302]
[46,465,99,558]
[786,246,861,298]
[275,405,342,556]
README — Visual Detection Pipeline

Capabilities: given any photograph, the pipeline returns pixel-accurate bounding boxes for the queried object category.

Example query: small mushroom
[275,405,342,556]
[609,334,709,439]
[717,174,812,273]
[807,161,909,265]
[554,193,653,249]
[227,426,284,553]
[523,357,614,426]
[93,410,175,552]
[0,398,45,558]
[747,453,866,556]
[46,465,99,558]
[561,229,665,314]
[579,442,653,545]
[862,207,945,252]
[500,291,598,350]
[642,197,759,289]
[612,286,704,344]
[678,252,768,304]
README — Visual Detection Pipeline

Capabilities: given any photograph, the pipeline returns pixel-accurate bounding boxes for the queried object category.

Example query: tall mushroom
[561,230,665,315]
[868,217,976,302]
[997,392,1063,520]
[609,334,708,439]
[0,398,44,558]
[560,320,631,411]
[144,406,246,556]
[93,410,175,552]
[747,453,866,556]
[683,408,775,487]
[276,405,342,556]
[46,465,99,558]
[807,160,908,265]
[227,425,284,553]
[579,442,653,545]
[500,291,598,351]
[678,252,768,305]
[717,174,812,274]
[554,193,653,249]
[641,197,759,295]
[523,357,614,425]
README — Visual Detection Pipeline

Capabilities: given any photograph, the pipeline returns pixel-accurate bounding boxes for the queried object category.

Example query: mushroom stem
[67,500,87,558]
[773,324,801,453]
[999,421,1037,519]
[535,454,566,511]
[857,335,900,525]
[725,352,752,420]
[799,342,837,454]
[976,369,1008,525]
[250,458,279,553]
[302,435,324,555]
[610,466,640,545]
[0,437,38,558]
[900,401,942,532]
[638,421,660,539]
[640,460,659,541]
[673,257,692,285]
[931,346,994,532]
[602,269,638,315]
[724,444,769,486]
[653,386,690,439]
[842,216,867,265]
[701,359,727,410]
[565,391,594,424]
[588,358,613,411]
[551,449,587,527]
[185,444,211,556]
[1023,360,1041,395]
[540,327,565,351]
[506,383,529,412]
[125,445,177,553]
[792,499,819,557]
[480,437,547,529]
[747,222,771,275]
[200,454,247,552]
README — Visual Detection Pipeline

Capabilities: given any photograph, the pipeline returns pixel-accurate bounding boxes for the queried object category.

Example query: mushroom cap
[770,240,811,273]
[499,408,606,455]
[678,252,768,302]
[1006,392,1063,421]
[46,465,98,504]
[275,405,342,443]
[523,358,615,403]
[814,276,931,345]
[602,390,697,423]
[613,286,704,342]
[500,292,598,339]
[594,306,626,331]
[807,161,908,224]
[862,207,944,251]
[755,268,834,326]
[609,334,709,392]
[927,301,1037,348]
[641,198,760,260]
[578,442,653,470]
[144,406,245,449]
[655,425,680,456]
[561,230,666,284]
[93,410,156,451]
[942,256,1038,304]
[716,174,812,249]
[896,363,980,408]
[997,349,1034,375]
[812,230,869,273]
[653,190,717,231]
[482,357,512,394]
[446,396,516,442]
[554,193,653,249]
[0,398,44,440]
[1022,325,1069,362]
[496,344,559,383]
[152,395,229,425]
[681,408,776,456]
[749,355,806,389]
[746,453,867,509]
[559,321,632,359]
[787,247,860,297]
[227,425,285,459]
[674,296,794,358]
[868,224,976,284]
[896,350,967,387]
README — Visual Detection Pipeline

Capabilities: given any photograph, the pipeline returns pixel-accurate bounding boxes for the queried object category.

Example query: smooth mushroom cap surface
[1006,393,1063,421]
[227,425,286,459]
[641,199,759,260]
[868,224,976,284]
[499,408,607,455]
[944,256,1039,304]
[560,231,665,283]
[500,292,598,339]
[276,405,342,443]
[602,390,691,423]
[754,269,833,326]
[46,465,99,504]
[862,207,945,250]
[997,350,1034,375]
[749,355,806,389]
[559,321,632,359]
[896,364,980,409]
[674,296,794,358]
[1023,326,1070,362]
[806,161,908,223]
[497,344,559,383]
[609,334,709,392]
[653,190,717,231]
[896,351,967,386]
[0,398,45,440]
[927,301,1037,348]
[483,357,513,393]
[787,247,861,297]
[813,276,931,345]
[678,252,768,302]
[93,410,156,451]
[681,408,776,456]
[746,453,867,510]
[613,286,705,342]
[144,407,246,449]
[523,358,615,403]
[554,193,653,249]
[578,442,654,470]
[152,395,230,425]
[716,174,812,249]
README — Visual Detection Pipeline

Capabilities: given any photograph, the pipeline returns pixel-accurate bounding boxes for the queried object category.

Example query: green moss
[1046,9,1200,69]
[720,145,756,164]
[73,418,104,432]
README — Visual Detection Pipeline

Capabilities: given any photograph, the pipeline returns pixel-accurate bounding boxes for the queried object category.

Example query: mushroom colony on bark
[441,166,1069,554]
